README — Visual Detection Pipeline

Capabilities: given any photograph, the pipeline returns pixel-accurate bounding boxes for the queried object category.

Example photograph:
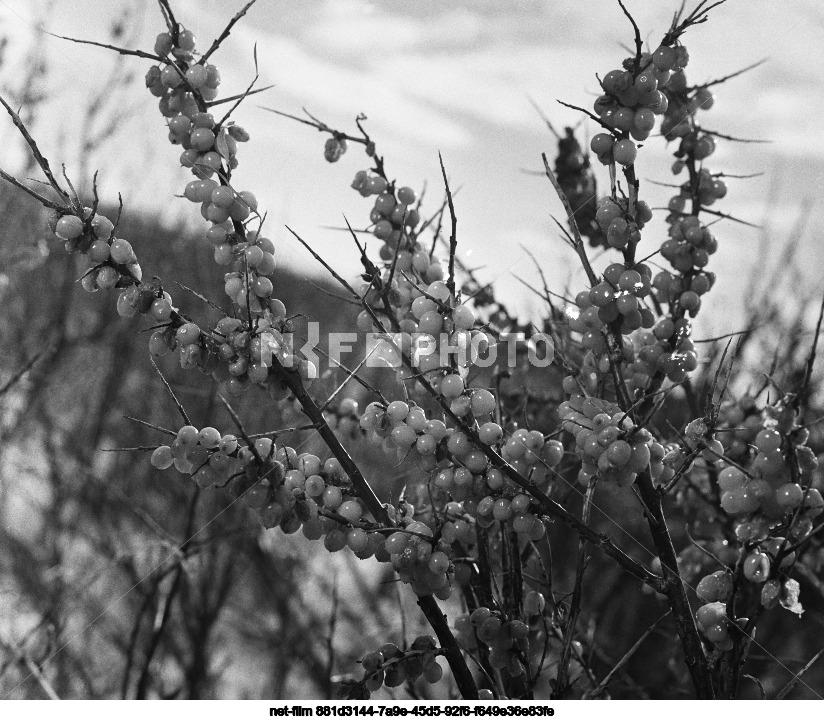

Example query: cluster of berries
[148,298,309,398]
[321,396,362,439]
[590,43,689,166]
[453,591,546,684]
[558,385,662,486]
[468,607,530,677]
[351,637,443,698]
[676,404,823,613]
[382,523,456,599]
[151,429,429,555]
[355,281,494,400]
[59,193,291,396]
[658,215,718,285]
[649,56,724,339]
[593,196,653,251]
[670,165,727,210]
[620,319,695,388]
[52,206,147,298]
[571,262,656,344]
[350,173,423,262]
[474,490,545,541]
[715,395,780,462]
[640,313,698,384]
[324,136,348,163]
[144,26,306,397]
[150,424,244,487]
[146,29,246,170]
[717,425,821,521]
[718,402,824,532]
[659,65,714,140]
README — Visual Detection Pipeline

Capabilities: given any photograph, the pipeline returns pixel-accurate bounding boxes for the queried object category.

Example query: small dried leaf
[761,579,781,609]
[780,578,803,616]
[215,127,233,160]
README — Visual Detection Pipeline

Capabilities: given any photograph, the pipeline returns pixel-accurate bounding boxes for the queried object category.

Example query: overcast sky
[1,0,822,333]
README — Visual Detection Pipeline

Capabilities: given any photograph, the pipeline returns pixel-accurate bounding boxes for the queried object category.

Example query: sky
[0,0,822,335]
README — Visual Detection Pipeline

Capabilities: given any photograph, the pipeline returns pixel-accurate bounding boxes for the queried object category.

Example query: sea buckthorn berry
[452,304,475,330]
[176,323,200,346]
[109,238,135,265]
[177,425,199,446]
[397,186,416,205]
[160,65,182,88]
[776,483,803,510]
[385,532,409,555]
[478,422,503,445]
[470,389,496,416]
[696,574,720,602]
[696,601,725,630]
[704,623,730,645]
[804,489,824,517]
[177,29,196,52]
[717,466,745,491]
[185,64,209,89]
[440,374,464,399]
[755,428,782,454]
[743,550,770,583]
[602,69,630,94]
[190,128,216,151]
[612,139,637,166]
[652,45,677,71]
[91,215,114,240]
[88,240,110,263]
[151,445,174,469]
[95,267,120,289]
[154,32,173,56]
[590,133,614,157]
[634,108,655,132]
[56,215,84,240]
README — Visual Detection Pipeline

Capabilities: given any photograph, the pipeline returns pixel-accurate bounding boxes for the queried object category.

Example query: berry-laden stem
[358,300,663,591]
[634,470,715,698]
[271,359,479,699]
[621,164,640,266]
[273,360,390,525]
[415,597,479,699]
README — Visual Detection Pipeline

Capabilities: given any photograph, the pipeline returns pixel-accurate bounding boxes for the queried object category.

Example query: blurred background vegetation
[1,0,823,702]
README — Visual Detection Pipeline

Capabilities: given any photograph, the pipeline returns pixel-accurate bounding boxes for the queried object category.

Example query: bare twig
[541,153,598,286]
[49,32,165,63]
[585,611,671,698]
[0,347,50,398]
[616,0,643,74]
[438,152,458,296]
[0,95,69,203]
[149,357,191,426]
[206,84,274,108]
[201,0,259,62]
[794,292,824,414]
[774,650,824,700]
[695,58,769,89]
[555,477,597,698]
